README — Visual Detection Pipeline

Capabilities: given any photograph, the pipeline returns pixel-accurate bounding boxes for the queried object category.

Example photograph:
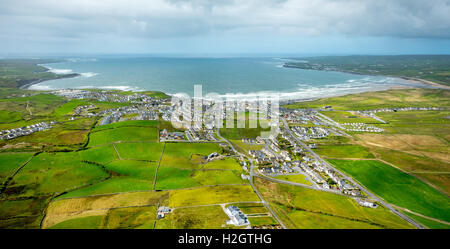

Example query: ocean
[30,57,427,100]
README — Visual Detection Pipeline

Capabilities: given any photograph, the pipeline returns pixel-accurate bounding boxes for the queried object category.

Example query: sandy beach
[399,77,450,90]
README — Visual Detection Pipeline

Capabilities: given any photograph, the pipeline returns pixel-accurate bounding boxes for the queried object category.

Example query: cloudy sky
[1,0,450,55]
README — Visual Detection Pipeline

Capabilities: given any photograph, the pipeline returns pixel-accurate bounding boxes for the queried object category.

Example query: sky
[1,0,450,55]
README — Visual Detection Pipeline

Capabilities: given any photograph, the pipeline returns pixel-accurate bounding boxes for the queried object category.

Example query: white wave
[98,85,141,91]
[67,58,98,63]
[28,84,54,91]
[48,68,73,74]
[75,85,94,89]
[80,72,98,77]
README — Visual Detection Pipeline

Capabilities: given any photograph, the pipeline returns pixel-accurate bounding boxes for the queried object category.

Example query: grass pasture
[104,160,157,180]
[45,191,170,229]
[233,203,268,214]
[92,120,158,131]
[53,99,91,117]
[328,159,450,222]
[161,143,220,169]
[155,205,229,229]
[320,111,381,124]
[201,157,242,170]
[7,152,109,197]
[88,126,158,146]
[114,142,164,162]
[313,144,375,159]
[248,216,279,227]
[406,213,450,229]
[273,174,312,185]
[0,196,50,228]
[255,178,415,229]
[79,145,118,165]
[48,215,105,229]
[0,110,22,123]
[169,185,259,208]
[283,88,450,110]
[0,152,33,184]
[155,166,245,190]
[56,177,154,199]
[104,206,157,229]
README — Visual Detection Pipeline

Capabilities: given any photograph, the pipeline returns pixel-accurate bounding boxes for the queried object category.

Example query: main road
[281,117,424,229]
[216,128,287,229]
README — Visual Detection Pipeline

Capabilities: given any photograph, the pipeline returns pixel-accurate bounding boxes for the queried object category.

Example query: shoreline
[398,77,450,90]
[18,73,81,90]
[19,62,446,103]
[283,64,450,90]
[20,77,427,104]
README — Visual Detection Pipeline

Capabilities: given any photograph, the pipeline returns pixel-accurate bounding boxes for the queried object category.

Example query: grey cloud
[0,0,449,48]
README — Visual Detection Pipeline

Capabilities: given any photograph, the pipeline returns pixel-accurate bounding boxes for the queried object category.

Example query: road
[216,128,287,229]
[255,174,346,196]
[281,117,425,229]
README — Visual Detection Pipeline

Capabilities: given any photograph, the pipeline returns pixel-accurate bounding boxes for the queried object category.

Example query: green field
[7,152,109,197]
[376,110,450,137]
[406,213,450,229]
[233,203,268,214]
[53,99,91,117]
[284,88,450,110]
[155,166,245,190]
[328,159,450,222]
[0,59,77,88]
[48,215,105,229]
[0,196,50,228]
[57,177,154,199]
[313,145,375,159]
[0,93,66,116]
[79,145,119,165]
[104,160,158,179]
[273,174,312,185]
[161,143,221,169]
[320,111,380,123]
[103,206,157,229]
[248,216,278,227]
[255,178,415,229]
[88,127,158,146]
[201,157,243,170]
[155,205,229,229]
[114,142,164,161]
[169,185,259,207]
[92,120,158,131]
[0,153,33,184]
[0,110,23,123]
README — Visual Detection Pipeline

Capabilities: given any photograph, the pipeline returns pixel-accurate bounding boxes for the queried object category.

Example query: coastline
[283,64,450,90]
[398,77,450,90]
[20,74,426,104]
[279,84,414,105]
[19,73,81,90]
[18,60,446,103]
